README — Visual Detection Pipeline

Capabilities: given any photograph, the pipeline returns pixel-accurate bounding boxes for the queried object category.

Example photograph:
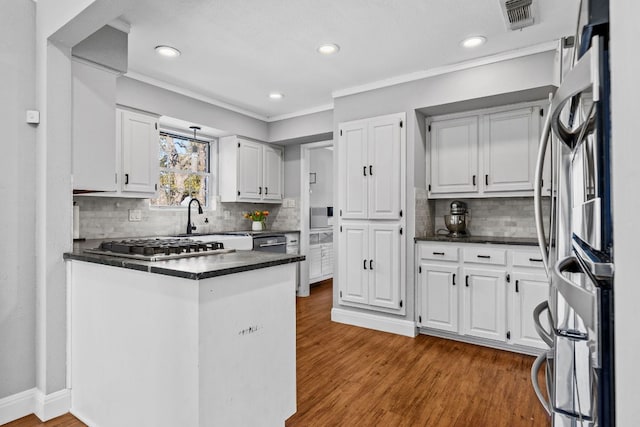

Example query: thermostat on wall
[26,110,40,124]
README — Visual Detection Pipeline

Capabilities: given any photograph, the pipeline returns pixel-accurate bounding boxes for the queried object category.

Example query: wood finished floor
[4,279,548,427]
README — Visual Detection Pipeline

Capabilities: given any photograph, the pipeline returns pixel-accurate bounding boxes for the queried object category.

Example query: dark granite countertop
[414,234,539,246]
[64,239,304,280]
[175,229,300,237]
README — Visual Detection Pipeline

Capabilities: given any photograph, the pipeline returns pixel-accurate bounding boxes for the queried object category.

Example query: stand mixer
[443,200,469,237]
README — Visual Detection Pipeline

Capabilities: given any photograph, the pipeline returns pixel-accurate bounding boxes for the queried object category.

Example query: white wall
[268,109,333,143]
[0,0,37,400]
[309,148,333,207]
[610,0,640,423]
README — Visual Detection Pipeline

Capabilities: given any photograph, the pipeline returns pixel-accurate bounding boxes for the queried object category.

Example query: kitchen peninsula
[64,242,304,427]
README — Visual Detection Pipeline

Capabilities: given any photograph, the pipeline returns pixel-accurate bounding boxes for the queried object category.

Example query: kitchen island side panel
[69,261,200,427]
[198,263,297,427]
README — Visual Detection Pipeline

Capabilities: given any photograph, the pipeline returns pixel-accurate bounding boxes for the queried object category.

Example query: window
[150,132,216,208]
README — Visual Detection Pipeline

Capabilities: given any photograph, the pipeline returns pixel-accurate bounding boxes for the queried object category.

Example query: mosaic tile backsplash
[74,196,300,239]
[433,197,550,238]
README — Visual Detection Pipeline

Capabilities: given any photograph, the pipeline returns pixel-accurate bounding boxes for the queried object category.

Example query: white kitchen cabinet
[72,60,117,192]
[428,101,545,199]
[338,222,403,311]
[429,116,478,194]
[510,272,549,349]
[118,109,159,194]
[483,107,540,193]
[417,263,459,333]
[462,266,507,342]
[309,230,333,283]
[416,241,548,355]
[219,136,283,203]
[339,113,403,220]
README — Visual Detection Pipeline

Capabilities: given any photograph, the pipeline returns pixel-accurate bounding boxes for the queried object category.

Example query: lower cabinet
[416,241,549,353]
[338,222,403,311]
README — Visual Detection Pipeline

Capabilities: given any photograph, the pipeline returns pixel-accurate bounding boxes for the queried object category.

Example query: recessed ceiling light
[460,36,486,48]
[269,92,284,100]
[317,43,340,55]
[155,45,181,58]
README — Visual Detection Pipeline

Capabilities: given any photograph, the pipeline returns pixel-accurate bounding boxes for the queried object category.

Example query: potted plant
[244,210,269,231]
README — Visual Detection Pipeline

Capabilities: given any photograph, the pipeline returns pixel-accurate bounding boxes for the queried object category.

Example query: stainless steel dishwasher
[252,234,287,253]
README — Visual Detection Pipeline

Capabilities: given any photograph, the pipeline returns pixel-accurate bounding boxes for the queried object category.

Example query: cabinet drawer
[512,249,545,269]
[463,247,506,265]
[418,245,459,262]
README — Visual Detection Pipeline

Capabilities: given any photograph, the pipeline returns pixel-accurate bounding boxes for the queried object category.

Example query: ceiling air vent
[501,0,535,31]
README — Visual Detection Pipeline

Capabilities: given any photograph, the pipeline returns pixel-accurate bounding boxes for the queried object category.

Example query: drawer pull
[477,255,491,259]
[433,251,445,255]
[529,257,543,262]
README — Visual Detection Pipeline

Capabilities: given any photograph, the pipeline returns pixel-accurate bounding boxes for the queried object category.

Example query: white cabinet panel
[483,107,540,193]
[368,117,402,219]
[418,263,459,333]
[238,140,262,201]
[263,145,283,201]
[340,121,369,219]
[511,272,550,349]
[338,223,369,305]
[369,224,401,309]
[430,116,478,194]
[463,267,507,342]
[120,109,159,194]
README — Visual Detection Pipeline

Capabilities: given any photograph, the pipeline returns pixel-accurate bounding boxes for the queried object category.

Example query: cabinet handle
[529,257,543,262]
[477,255,491,259]
[472,175,476,186]
[258,186,262,195]
[363,259,367,270]
[452,273,456,286]
[465,275,470,287]
[369,259,373,270]
[485,174,489,186]
[369,165,373,175]
[433,251,445,256]
[515,280,520,293]
[363,166,367,176]
[125,173,129,185]
[265,187,268,195]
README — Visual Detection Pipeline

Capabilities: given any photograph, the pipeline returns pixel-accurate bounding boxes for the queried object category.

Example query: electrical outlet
[224,210,231,220]
[128,209,142,222]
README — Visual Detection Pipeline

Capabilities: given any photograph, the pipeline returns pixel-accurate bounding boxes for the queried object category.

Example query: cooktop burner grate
[84,238,234,261]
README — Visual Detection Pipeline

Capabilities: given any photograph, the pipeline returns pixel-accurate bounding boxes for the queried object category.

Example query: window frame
[150,129,218,210]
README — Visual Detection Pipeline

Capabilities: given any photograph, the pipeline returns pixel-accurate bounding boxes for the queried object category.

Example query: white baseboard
[331,308,417,337]
[0,388,71,425]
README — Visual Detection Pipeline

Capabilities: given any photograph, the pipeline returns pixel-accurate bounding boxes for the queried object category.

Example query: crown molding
[332,40,558,99]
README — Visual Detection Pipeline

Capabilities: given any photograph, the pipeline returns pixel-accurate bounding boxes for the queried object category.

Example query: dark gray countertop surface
[64,239,304,280]
[414,234,539,246]
[175,229,300,237]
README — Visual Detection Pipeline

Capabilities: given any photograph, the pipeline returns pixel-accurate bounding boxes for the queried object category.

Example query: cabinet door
[308,245,322,282]
[262,145,283,201]
[511,272,550,349]
[237,139,262,201]
[368,117,401,219]
[338,223,369,305]
[483,107,540,193]
[430,116,478,194]
[339,121,368,219]
[417,263,459,333]
[463,267,507,341]
[120,109,159,193]
[368,224,401,309]
[72,61,117,191]
[321,243,334,277]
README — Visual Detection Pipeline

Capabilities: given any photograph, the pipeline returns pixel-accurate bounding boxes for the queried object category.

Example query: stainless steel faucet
[186,197,203,235]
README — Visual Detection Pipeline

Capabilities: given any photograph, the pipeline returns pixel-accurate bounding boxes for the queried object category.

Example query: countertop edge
[414,236,539,246]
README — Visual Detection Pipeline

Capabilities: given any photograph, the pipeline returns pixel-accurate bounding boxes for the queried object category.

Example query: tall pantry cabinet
[337,112,406,315]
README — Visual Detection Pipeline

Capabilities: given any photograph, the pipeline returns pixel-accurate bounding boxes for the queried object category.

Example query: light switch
[128,209,142,222]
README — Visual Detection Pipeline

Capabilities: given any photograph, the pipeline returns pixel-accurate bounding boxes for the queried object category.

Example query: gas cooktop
[84,238,234,262]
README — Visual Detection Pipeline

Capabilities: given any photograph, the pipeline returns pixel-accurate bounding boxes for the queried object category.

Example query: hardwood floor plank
[3,279,548,427]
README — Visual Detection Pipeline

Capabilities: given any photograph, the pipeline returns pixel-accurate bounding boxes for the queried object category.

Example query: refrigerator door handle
[531,351,551,415]
[553,256,596,331]
[533,301,554,348]
[534,101,552,275]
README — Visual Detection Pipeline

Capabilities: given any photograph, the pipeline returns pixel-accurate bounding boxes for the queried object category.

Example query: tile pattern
[74,196,300,239]
[433,197,551,238]
[414,187,435,237]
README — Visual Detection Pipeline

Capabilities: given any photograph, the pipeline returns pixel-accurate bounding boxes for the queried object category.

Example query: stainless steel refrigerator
[531,0,614,425]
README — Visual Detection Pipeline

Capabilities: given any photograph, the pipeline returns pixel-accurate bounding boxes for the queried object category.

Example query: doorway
[299,140,334,297]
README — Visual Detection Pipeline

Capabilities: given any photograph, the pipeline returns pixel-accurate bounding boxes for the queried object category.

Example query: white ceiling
[121,0,578,121]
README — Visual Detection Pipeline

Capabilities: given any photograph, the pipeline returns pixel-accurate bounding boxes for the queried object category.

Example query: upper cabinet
[118,108,160,194]
[219,136,283,203]
[72,60,117,192]
[338,114,403,219]
[428,102,546,199]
